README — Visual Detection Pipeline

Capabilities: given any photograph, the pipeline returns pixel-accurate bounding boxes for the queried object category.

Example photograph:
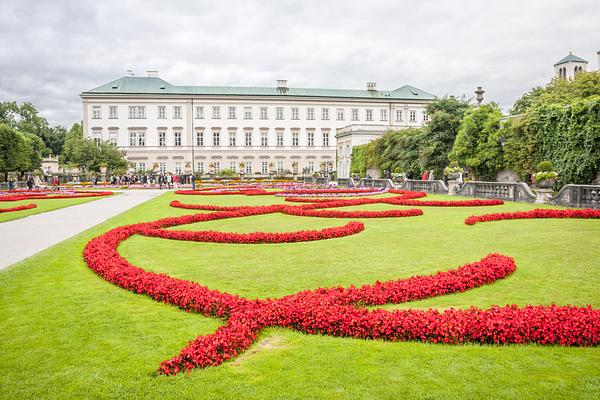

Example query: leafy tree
[511,71,600,115]
[0,101,66,155]
[449,103,504,180]
[419,97,470,175]
[61,123,127,173]
[0,124,41,180]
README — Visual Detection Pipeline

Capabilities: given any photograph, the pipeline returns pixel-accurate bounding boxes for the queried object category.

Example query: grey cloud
[1,0,599,126]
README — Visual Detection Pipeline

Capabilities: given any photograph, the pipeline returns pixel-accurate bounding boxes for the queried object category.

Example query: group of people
[108,173,191,189]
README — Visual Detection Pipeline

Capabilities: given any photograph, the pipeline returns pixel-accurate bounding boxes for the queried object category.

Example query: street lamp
[474,86,485,106]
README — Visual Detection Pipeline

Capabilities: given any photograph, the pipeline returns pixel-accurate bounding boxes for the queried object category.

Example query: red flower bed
[0,190,113,202]
[81,189,598,375]
[465,208,600,225]
[175,189,271,196]
[0,203,37,213]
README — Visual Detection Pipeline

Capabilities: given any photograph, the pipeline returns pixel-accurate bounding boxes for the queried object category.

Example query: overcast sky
[1,0,599,127]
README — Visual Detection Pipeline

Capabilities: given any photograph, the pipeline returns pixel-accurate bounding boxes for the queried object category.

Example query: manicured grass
[0,191,599,399]
[0,194,115,223]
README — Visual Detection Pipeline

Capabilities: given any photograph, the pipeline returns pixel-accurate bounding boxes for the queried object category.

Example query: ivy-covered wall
[535,98,600,185]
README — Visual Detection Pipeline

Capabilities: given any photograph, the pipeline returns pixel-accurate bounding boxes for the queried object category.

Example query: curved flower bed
[0,203,37,213]
[465,208,600,225]
[0,190,113,202]
[81,188,600,375]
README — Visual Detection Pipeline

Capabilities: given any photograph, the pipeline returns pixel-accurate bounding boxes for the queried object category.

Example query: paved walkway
[0,190,165,270]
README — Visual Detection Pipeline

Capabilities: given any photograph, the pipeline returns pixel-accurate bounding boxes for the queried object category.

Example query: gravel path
[0,190,164,270]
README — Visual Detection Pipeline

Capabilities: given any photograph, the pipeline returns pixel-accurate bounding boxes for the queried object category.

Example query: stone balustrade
[399,180,449,194]
[456,181,536,202]
[550,184,600,209]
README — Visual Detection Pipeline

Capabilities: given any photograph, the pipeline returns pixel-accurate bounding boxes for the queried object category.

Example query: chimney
[367,82,376,91]
[125,69,134,77]
[276,79,288,89]
[147,70,159,77]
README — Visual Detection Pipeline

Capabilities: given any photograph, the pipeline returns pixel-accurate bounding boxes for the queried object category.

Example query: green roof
[554,53,588,66]
[82,76,435,101]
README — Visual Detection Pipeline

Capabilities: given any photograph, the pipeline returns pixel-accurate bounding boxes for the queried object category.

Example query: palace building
[81,71,435,178]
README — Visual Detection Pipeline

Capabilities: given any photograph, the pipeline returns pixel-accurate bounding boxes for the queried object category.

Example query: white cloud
[0,0,599,126]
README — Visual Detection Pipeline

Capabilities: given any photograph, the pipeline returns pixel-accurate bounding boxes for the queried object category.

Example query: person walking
[26,175,34,191]
[422,170,429,181]
[173,174,179,190]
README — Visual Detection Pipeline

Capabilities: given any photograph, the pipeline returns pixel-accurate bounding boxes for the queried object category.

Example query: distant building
[80,71,434,178]
[553,51,600,79]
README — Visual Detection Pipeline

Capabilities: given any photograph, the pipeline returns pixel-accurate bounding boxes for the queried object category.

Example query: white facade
[553,52,589,80]
[81,74,434,176]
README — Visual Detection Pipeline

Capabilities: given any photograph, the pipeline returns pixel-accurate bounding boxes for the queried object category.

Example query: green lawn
[0,194,116,223]
[0,191,599,399]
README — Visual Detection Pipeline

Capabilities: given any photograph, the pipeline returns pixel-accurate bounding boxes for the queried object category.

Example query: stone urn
[535,179,556,189]
[447,172,461,180]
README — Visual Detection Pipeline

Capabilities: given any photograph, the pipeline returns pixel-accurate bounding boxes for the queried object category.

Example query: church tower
[554,52,588,79]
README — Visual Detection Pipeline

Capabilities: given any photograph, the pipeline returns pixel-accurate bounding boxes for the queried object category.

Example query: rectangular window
[336,108,344,120]
[227,162,235,172]
[174,132,181,146]
[380,109,388,121]
[212,106,221,119]
[158,131,166,147]
[244,107,252,119]
[130,162,136,171]
[260,107,268,119]
[92,106,101,119]
[159,162,167,174]
[138,132,146,147]
[245,131,252,147]
[366,109,373,121]
[410,110,416,122]
[129,132,137,146]
[195,106,204,119]
[322,131,329,146]
[277,161,284,174]
[276,107,284,120]
[213,162,221,173]
[321,108,329,120]
[423,112,429,122]
[307,108,314,120]
[307,161,315,173]
[158,106,166,119]
[109,132,118,146]
[292,132,299,147]
[351,108,359,121]
[109,106,118,119]
[173,106,182,119]
[276,132,284,147]
[174,162,182,175]
[128,106,145,119]
[197,162,204,173]
[228,106,236,119]
[291,107,299,120]
[245,163,252,174]
[229,131,236,147]
[261,132,268,147]
[93,137,101,146]
[196,131,204,146]
[138,162,146,173]
[261,161,268,174]
[307,131,314,147]
[395,109,403,122]
[213,131,220,146]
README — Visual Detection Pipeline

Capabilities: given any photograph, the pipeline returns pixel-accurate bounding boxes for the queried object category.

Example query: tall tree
[0,124,38,180]
[449,103,504,180]
[419,97,470,175]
